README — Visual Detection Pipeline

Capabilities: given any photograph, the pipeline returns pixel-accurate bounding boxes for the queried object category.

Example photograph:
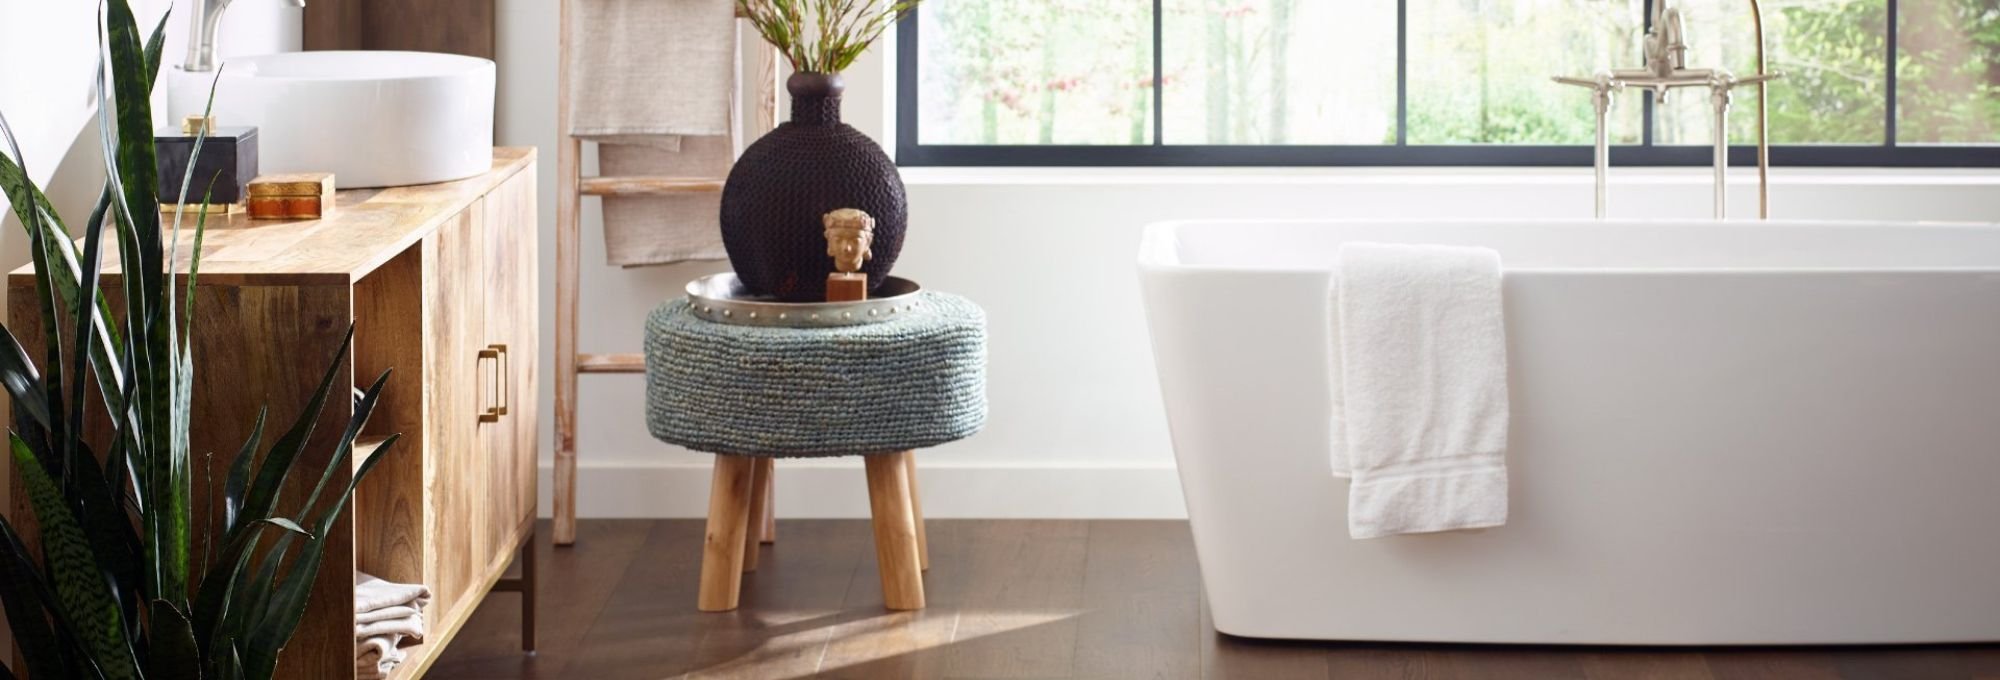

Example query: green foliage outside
[917,0,1999,146]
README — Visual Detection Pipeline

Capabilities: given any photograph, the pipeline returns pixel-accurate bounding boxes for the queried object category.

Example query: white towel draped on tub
[567,0,737,266]
[1328,242,1510,539]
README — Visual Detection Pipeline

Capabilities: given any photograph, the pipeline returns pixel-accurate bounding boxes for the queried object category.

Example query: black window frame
[894,0,2000,168]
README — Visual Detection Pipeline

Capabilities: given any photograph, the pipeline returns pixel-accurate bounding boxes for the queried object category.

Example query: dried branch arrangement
[738,0,924,74]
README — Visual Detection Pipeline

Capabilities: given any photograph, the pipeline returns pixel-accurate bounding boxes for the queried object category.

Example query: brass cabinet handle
[478,347,502,423]
[490,344,509,416]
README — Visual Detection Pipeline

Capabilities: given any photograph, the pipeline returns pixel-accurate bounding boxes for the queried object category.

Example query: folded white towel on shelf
[356,604,421,626]
[356,573,431,614]
[357,612,426,644]
[354,573,431,677]
[355,635,406,680]
[1329,242,1510,539]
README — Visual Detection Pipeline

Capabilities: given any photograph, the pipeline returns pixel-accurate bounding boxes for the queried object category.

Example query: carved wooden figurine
[824,208,874,302]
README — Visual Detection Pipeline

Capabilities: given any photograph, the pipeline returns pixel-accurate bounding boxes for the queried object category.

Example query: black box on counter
[155,124,258,205]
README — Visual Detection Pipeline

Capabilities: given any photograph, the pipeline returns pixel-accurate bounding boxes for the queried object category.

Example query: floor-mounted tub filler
[1138,219,2000,644]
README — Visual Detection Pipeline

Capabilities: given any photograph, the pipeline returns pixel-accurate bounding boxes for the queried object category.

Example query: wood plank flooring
[429,520,2000,680]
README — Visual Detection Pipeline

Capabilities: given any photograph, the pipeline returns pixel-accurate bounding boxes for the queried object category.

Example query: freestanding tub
[1138,219,2000,645]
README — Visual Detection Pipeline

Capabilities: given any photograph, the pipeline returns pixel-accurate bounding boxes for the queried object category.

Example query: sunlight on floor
[684,608,1085,679]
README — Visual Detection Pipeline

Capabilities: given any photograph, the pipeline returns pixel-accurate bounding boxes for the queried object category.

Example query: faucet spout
[182,0,306,72]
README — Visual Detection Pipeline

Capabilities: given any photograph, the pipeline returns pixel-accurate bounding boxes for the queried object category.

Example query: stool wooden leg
[864,451,926,610]
[698,455,757,612]
[903,452,929,572]
[743,458,772,572]
[760,469,777,544]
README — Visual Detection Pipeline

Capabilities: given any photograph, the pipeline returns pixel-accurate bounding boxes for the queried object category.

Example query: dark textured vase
[720,72,907,302]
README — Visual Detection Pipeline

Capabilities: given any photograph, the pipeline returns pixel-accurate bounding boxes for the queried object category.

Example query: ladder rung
[577,352,646,374]
[578,176,725,196]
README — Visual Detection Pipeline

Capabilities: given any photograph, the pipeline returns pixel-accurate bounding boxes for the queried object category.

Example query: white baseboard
[537,460,1188,519]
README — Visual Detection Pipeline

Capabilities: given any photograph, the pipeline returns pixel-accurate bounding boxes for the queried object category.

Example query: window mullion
[1396,0,1408,146]
[1153,0,1164,145]
[1885,0,1898,147]
[1641,0,1655,148]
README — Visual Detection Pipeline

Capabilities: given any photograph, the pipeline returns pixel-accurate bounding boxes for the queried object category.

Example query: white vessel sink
[168,51,494,189]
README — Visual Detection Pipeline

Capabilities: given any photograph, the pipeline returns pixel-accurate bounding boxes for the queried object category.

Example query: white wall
[487,2,2000,520]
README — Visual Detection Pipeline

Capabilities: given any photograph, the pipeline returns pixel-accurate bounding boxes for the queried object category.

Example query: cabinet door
[426,199,489,621]
[481,169,538,554]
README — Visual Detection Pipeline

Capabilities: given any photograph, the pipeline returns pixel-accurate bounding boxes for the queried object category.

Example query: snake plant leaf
[97,0,183,607]
[68,186,117,472]
[144,10,169,90]
[205,362,378,663]
[11,435,140,680]
[0,519,72,680]
[149,599,203,680]
[250,517,312,539]
[53,279,140,657]
[290,369,391,526]
[234,327,354,545]
[4,508,117,680]
[0,113,71,456]
[190,516,292,662]
[243,433,401,680]
[233,368,390,671]
[0,105,125,407]
[217,639,245,680]
[194,538,252,660]
[181,171,217,348]
[230,528,285,660]
[224,408,268,536]
[59,436,147,655]
[0,327,50,429]
[105,0,160,276]
[0,121,129,478]
[0,151,129,422]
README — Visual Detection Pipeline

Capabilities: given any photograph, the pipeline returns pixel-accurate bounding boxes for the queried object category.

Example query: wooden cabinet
[8,149,540,680]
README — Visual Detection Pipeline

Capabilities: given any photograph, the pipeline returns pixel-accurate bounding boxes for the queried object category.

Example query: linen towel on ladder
[1328,242,1510,539]
[566,0,737,266]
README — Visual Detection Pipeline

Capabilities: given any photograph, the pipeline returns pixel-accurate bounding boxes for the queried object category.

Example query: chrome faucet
[1614,2,1720,101]
[183,0,307,72]
[1555,0,1779,219]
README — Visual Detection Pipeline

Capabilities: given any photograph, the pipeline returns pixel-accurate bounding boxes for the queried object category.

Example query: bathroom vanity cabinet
[6,148,540,679]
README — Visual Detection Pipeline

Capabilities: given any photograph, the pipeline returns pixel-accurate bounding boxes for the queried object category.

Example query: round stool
[644,291,987,611]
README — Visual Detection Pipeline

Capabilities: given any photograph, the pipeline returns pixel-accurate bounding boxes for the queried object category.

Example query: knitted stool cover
[644,291,987,457]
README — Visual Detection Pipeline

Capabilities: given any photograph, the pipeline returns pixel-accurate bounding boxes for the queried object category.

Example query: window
[895,0,2000,166]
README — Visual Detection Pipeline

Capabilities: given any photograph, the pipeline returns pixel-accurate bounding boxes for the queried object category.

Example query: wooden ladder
[554,0,783,545]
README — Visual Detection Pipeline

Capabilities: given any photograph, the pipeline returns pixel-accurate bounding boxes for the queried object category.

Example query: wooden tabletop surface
[9,147,534,287]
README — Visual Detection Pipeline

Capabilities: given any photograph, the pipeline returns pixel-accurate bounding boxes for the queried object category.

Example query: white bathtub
[1138,219,2000,645]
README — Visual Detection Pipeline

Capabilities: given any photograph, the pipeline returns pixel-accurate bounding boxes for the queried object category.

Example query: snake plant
[0,2,399,678]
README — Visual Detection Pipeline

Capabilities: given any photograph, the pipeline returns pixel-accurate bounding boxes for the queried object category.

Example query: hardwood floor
[429,520,2000,679]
